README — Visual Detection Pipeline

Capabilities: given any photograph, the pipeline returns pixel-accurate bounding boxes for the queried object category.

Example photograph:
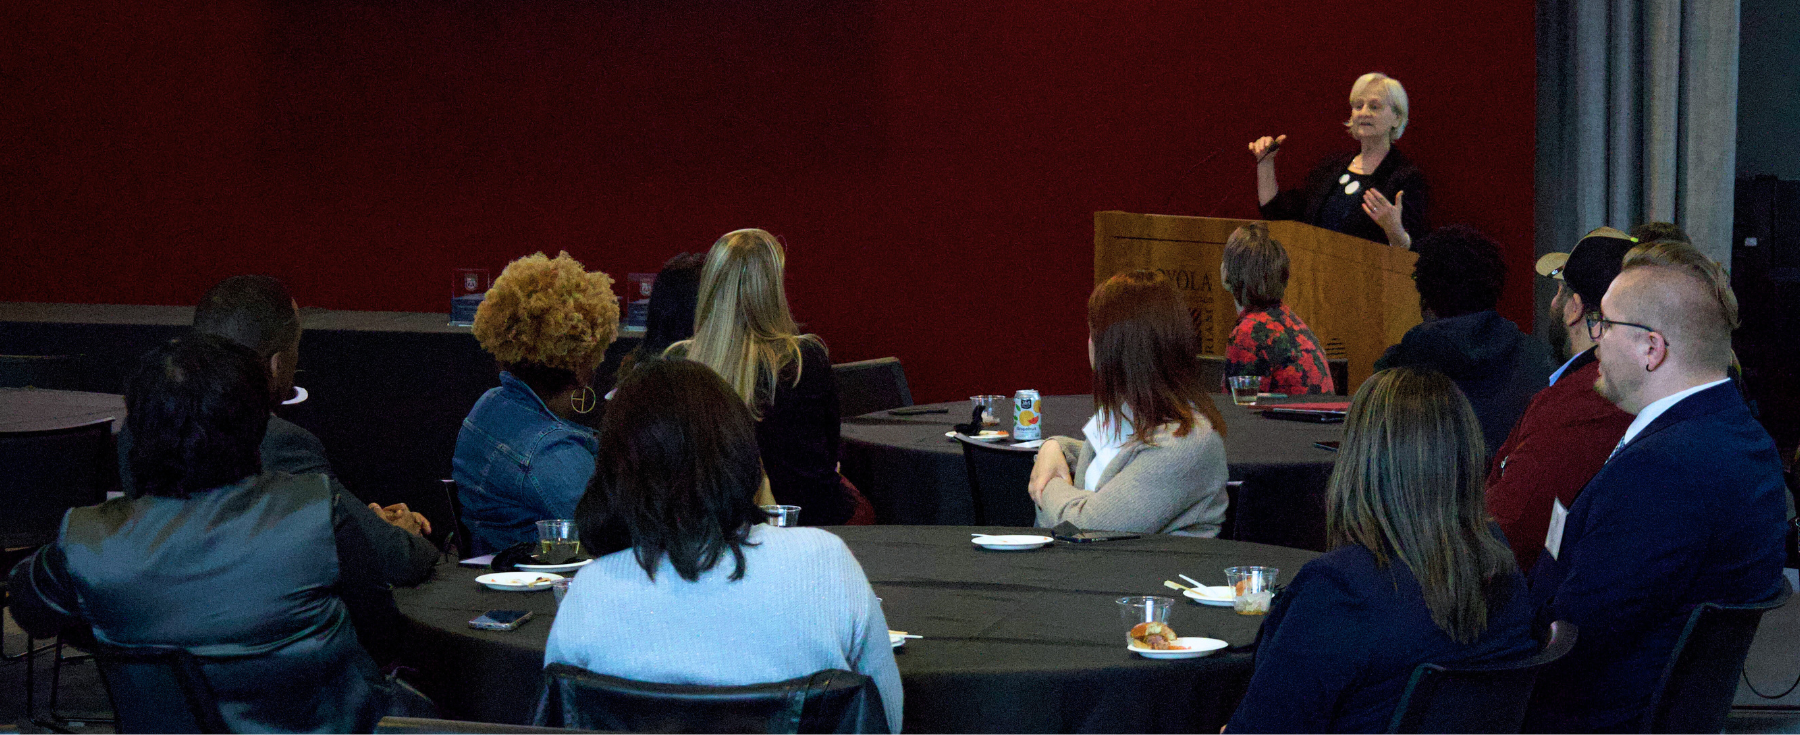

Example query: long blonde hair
[671,229,816,418]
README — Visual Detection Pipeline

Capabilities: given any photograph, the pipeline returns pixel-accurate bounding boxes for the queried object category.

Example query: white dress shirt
[1613,378,1732,456]
[1082,407,1134,492]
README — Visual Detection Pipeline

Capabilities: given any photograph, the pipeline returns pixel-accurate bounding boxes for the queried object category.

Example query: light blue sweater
[544,525,903,732]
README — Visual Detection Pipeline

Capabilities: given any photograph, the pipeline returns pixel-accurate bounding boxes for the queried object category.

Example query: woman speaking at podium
[1249,73,1430,249]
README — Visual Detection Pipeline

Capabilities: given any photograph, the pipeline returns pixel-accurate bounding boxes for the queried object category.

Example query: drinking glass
[1225,566,1280,615]
[536,519,581,564]
[551,578,572,605]
[970,395,1007,427]
[761,505,801,527]
[1229,376,1261,406]
[1116,595,1175,642]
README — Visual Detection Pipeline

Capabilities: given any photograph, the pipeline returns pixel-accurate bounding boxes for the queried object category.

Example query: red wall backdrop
[1,1,1537,402]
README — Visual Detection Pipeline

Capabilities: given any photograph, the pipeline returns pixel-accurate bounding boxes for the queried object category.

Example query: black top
[757,339,848,524]
[1525,383,1789,731]
[8,473,437,732]
[1260,146,1431,247]
[1229,543,1538,733]
[1374,310,1553,453]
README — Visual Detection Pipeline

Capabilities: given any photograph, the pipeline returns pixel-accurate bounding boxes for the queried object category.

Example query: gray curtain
[1535,0,1740,338]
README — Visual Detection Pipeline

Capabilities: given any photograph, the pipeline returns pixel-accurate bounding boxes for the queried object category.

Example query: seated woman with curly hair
[455,251,619,554]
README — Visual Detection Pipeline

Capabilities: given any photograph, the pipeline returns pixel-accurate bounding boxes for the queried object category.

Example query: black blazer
[757,339,849,525]
[1526,383,1789,732]
[1260,146,1431,246]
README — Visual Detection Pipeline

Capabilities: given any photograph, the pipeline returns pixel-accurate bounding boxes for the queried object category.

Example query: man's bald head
[1608,243,1738,373]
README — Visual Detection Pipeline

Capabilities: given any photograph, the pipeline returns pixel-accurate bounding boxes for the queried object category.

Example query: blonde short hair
[1618,241,1738,370]
[473,251,620,373]
[1347,72,1410,141]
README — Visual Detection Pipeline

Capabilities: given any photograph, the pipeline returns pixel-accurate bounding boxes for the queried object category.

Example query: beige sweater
[1033,419,1228,537]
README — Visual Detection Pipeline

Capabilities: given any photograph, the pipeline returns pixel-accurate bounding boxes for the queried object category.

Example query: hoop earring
[571,386,598,414]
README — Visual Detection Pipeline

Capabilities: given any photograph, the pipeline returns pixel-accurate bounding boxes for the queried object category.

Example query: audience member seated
[119,275,433,542]
[667,229,862,524]
[1486,227,1636,569]
[1220,223,1335,395]
[1028,270,1230,536]
[615,251,705,384]
[1375,225,1552,451]
[1227,367,1537,733]
[544,358,902,732]
[456,251,620,554]
[1525,242,1789,731]
[8,335,432,733]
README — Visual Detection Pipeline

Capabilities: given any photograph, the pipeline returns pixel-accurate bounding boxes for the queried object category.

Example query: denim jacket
[453,372,599,554]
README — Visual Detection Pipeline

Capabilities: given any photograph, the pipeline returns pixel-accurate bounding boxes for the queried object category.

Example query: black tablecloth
[0,388,125,433]
[393,525,1321,733]
[841,395,1345,549]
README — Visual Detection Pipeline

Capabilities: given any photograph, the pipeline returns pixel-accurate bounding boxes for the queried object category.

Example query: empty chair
[0,354,82,390]
[1387,620,1579,733]
[90,643,229,734]
[1645,578,1795,733]
[1328,358,1350,396]
[832,358,913,418]
[955,435,1037,527]
[533,664,889,734]
[1197,354,1227,393]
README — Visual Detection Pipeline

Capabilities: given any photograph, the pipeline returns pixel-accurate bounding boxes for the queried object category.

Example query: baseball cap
[1535,226,1638,310]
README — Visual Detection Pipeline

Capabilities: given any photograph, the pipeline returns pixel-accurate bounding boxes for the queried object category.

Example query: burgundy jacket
[1485,352,1633,570]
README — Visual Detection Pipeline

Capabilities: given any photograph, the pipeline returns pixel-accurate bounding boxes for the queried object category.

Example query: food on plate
[1129,621,1182,650]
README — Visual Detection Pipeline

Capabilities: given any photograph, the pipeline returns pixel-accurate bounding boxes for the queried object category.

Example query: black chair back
[439,478,476,557]
[832,358,913,418]
[955,436,1037,527]
[0,355,83,390]
[0,418,115,548]
[1225,469,1328,552]
[1197,354,1227,393]
[1646,578,1794,733]
[90,643,229,734]
[1328,358,1350,396]
[1387,619,1579,733]
[533,664,888,734]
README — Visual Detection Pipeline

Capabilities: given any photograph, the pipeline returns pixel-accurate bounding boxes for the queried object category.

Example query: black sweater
[1260,146,1431,247]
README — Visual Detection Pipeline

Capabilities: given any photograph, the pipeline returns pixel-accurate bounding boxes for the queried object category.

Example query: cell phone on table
[1051,521,1140,543]
[469,610,532,631]
[1314,441,1341,452]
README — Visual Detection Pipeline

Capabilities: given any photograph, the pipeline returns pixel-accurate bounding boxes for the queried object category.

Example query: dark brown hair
[1222,223,1290,310]
[1088,270,1227,442]
[126,334,271,499]
[1327,367,1515,643]
[575,358,765,582]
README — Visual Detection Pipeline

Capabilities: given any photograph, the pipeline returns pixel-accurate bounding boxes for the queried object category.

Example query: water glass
[762,504,801,527]
[1225,566,1280,615]
[536,519,581,564]
[551,578,572,605]
[1229,376,1261,406]
[970,395,1008,426]
[1116,595,1175,640]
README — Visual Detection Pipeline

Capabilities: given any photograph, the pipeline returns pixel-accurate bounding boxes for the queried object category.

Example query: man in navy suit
[1525,242,1788,732]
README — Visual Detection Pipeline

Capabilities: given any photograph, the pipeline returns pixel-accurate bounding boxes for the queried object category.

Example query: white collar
[1083,406,1134,451]
[1619,378,1731,448]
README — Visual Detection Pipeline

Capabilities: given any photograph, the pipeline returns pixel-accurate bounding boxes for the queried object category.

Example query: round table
[841,395,1345,549]
[0,387,126,433]
[393,525,1320,733]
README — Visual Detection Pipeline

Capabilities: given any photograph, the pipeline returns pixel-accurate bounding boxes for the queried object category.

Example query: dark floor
[8,573,1800,733]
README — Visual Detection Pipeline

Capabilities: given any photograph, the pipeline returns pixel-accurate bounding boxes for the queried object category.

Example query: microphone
[1161,144,1231,213]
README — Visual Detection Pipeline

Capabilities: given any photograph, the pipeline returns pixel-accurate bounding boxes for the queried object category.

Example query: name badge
[1545,498,1569,560]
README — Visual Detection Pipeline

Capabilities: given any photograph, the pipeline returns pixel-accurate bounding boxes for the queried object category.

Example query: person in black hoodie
[1375,226,1552,452]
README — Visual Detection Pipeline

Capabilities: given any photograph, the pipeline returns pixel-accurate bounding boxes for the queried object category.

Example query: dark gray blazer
[119,416,356,500]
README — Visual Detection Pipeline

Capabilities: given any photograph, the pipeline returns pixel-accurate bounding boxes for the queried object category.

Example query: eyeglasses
[1585,314,1663,343]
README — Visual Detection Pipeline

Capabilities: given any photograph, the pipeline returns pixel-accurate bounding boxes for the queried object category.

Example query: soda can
[1013,390,1043,441]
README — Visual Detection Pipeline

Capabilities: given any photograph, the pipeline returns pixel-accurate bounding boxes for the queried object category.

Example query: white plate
[971,534,1054,551]
[1128,637,1229,659]
[1182,586,1236,607]
[475,572,564,591]
[946,430,1011,441]
[516,558,594,573]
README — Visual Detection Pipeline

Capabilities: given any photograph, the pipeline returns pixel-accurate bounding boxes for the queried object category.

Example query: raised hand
[1249,134,1286,164]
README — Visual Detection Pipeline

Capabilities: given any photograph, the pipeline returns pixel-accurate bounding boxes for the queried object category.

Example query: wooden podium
[1094,211,1420,391]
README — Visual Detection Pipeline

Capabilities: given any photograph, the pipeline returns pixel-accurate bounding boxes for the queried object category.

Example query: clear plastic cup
[761,505,801,527]
[551,578,572,605]
[1116,595,1176,642]
[536,519,581,564]
[1229,376,1261,406]
[1225,566,1280,615]
[970,395,1008,426]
